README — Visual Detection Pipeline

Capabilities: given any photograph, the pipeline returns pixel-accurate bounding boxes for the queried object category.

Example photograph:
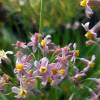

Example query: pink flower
[80,0,93,18]
[27,32,39,52]
[16,41,27,48]
[33,57,50,80]
[39,35,52,54]
[15,55,33,74]
[82,21,100,43]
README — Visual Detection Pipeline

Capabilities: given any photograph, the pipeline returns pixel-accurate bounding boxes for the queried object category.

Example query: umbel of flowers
[3,32,96,99]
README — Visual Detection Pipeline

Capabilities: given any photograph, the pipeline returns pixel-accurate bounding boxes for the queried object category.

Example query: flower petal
[85,6,93,18]
[6,51,13,55]
[12,86,20,94]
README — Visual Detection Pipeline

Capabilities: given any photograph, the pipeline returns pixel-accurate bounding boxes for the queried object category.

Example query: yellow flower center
[16,64,24,71]
[85,31,94,40]
[47,77,54,85]
[47,77,52,83]
[80,0,87,7]
[75,50,80,56]
[39,66,47,74]
[19,88,27,97]
[51,69,57,75]
[58,69,65,75]
[28,70,33,74]
[77,75,81,80]
[89,62,95,68]
[40,39,46,47]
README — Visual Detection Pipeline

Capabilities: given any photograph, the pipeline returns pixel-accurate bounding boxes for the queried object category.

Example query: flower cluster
[80,0,100,99]
[9,33,97,99]
[80,0,100,46]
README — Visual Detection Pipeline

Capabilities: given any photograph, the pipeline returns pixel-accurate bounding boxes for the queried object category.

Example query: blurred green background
[0,0,99,100]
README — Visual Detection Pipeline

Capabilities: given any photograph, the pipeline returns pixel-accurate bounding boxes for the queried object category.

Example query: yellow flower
[80,0,87,7]
[75,50,80,56]
[85,31,94,40]
[40,39,46,47]
[47,77,53,83]
[16,64,24,72]
[28,69,33,74]
[19,88,27,97]
[39,66,47,74]
[58,69,65,75]
[89,62,95,68]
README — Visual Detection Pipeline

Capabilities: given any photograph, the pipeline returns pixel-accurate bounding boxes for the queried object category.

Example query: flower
[44,62,67,86]
[85,31,97,40]
[85,40,96,46]
[39,35,52,54]
[16,64,24,72]
[12,72,36,98]
[80,0,93,18]
[27,32,40,52]
[52,62,67,76]
[0,50,13,63]
[40,39,46,48]
[70,43,80,63]
[80,0,87,7]
[0,74,9,91]
[12,86,27,98]
[82,22,97,40]
[80,55,96,68]
[15,55,33,73]
[82,21,100,44]
[15,41,27,48]
[33,57,50,78]
[56,46,71,64]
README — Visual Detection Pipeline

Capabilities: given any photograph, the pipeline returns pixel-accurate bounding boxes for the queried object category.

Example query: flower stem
[39,0,43,33]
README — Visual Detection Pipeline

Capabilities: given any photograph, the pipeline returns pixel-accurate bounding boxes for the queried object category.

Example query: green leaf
[0,93,8,100]
[1,60,15,78]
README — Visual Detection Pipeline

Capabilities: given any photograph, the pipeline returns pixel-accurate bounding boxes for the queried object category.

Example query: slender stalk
[39,0,43,33]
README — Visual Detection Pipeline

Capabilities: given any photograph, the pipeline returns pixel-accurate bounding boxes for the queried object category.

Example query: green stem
[39,0,43,33]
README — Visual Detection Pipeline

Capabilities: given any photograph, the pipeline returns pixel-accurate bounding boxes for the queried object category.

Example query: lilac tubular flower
[42,62,67,86]
[86,40,97,46]
[72,72,86,82]
[15,55,33,73]
[12,72,36,98]
[56,48,69,64]
[80,55,96,68]
[56,45,72,65]
[85,4,93,18]
[15,41,27,48]
[27,32,39,52]
[82,21,100,44]
[72,55,96,83]
[33,57,50,79]
[80,0,93,18]
[39,35,52,54]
